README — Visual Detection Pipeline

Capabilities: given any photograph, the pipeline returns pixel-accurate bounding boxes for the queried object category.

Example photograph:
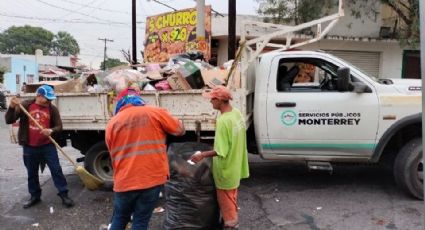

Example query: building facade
[210,2,418,79]
[0,57,38,94]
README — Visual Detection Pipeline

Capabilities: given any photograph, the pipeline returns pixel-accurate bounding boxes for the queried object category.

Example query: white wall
[302,40,403,79]
[212,14,262,37]
[0,54,72,67]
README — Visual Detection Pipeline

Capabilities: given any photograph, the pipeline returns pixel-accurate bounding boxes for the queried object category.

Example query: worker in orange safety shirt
[105,91,185,230]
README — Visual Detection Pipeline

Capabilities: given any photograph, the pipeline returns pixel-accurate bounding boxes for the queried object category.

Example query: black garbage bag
[164,142,221,230]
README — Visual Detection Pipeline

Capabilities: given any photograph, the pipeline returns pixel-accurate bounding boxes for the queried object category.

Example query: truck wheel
[393,138,423,199]
[84,141,113,190]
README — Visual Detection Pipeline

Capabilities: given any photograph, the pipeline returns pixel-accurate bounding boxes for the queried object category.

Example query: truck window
[276,58,343,92]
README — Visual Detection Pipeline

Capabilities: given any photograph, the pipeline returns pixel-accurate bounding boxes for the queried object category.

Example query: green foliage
[256,0,337,24]
[0,25,54,54]
[346,0,419,48]
[52,31,80,56]
[0,25,80,55]
[100,58,127,70]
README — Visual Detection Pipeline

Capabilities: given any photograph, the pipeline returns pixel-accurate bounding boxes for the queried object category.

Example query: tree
[0,25,54,55]
[0,25,81,55]
[52,31,80,56]
[100,58,127,70]
[256,0,419,48]
[256,0,335,24]
[347,0,419,48]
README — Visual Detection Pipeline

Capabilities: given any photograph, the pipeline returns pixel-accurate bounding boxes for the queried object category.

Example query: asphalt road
[0,111,423,230]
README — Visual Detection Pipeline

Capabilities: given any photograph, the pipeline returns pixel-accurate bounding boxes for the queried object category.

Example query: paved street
[0,111,423,230]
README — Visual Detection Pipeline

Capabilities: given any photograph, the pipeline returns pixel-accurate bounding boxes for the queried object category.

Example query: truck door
[265,56,379,158]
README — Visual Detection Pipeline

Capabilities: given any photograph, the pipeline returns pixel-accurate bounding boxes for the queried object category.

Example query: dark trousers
[23,144,68,198]
[110,185,162,230]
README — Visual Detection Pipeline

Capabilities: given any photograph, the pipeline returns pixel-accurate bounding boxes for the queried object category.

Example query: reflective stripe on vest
[112,146,167,162]
[110,139,166,155]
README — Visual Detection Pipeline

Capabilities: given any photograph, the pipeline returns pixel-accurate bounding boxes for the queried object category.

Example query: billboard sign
[144,6,212,62]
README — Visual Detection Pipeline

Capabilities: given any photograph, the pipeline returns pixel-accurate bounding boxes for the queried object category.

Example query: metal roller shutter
[326,50,381,78]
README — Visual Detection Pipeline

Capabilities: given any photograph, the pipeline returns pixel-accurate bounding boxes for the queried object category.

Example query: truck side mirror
[337,67,353,92]
[351,82,372,93]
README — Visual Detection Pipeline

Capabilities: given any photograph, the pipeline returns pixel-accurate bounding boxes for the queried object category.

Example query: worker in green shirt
[191,85,250,229]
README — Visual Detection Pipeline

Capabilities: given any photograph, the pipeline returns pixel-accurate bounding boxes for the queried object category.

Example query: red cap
[202,86,233,101]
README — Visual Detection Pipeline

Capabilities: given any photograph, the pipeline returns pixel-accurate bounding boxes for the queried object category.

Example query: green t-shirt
[213,108,250,189]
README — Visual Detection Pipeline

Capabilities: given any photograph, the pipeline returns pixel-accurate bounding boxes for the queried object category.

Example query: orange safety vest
[105,105,182,192]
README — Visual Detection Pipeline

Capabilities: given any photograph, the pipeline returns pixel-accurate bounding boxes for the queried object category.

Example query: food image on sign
[144,6,212,62]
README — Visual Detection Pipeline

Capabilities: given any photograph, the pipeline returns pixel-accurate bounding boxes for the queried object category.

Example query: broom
[18,104,104,190]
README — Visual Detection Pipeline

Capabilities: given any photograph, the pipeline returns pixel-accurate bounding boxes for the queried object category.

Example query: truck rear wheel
[84,141,113,190]
[393,138,423,199]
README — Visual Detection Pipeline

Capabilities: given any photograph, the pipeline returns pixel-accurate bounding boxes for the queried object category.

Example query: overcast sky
[1,0,259,69]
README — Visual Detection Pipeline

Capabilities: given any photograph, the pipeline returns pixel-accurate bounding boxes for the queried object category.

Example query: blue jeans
[110,185,162,230]
[23,144,68,198]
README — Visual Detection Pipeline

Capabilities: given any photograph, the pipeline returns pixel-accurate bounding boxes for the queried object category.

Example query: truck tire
[393,138,423,199]
[84,141,113,190]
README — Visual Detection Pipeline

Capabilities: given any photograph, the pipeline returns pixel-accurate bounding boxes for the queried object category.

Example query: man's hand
[9,97,21,109]
[190,151,204,163]
[40,129,53,137]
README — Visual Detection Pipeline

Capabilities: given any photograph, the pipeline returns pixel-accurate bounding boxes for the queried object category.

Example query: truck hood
[390,79,422,95]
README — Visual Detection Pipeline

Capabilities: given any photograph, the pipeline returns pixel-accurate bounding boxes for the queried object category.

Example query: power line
[149,0,225,17]
[60,0,99,20]
[148,0,177,11]
[34,0,129,25]
[60,0,132,15]
[0,12,145,28]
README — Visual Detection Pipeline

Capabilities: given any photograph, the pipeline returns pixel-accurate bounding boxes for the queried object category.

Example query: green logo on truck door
[280,110,362,126]
[281,110,297,126]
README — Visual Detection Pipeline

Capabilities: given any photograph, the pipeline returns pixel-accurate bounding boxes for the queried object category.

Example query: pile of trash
[22,52,241,114]
[102,54,241,94]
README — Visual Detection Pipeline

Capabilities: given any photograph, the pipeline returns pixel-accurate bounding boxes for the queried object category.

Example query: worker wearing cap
[190,85,250,229]
[5,85,74,209]
[105,91,185,230]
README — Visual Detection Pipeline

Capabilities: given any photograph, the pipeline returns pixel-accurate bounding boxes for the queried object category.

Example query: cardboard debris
[201,69,227,88]
[146,63,162,72]
[146,71,164,80]
[25,80,83,93]
[167,73,192,90]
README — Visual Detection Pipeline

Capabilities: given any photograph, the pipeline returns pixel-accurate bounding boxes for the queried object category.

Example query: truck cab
[252,50,422,198]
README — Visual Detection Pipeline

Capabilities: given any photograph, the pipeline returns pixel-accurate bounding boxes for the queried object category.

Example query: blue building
[0,57,39,94]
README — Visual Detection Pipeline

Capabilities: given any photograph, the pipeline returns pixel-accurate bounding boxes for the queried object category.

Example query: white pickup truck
[8,1,423,199]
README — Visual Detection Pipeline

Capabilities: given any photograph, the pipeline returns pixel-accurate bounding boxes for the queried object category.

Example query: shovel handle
[224,40,246,87]
[18,104,77,167]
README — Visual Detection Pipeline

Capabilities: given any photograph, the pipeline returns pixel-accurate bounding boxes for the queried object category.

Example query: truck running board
[307,161,333,174]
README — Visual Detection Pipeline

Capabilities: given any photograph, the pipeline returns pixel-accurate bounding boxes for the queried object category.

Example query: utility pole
[132,0,137,68]
[196,0,205,40]
[98,38,114,70]
[228,0,236,60]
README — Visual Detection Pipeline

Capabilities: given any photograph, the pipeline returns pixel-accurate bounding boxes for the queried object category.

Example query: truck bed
[9,88,252,132]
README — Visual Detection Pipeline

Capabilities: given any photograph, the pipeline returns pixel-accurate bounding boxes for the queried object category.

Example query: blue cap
[36,85,56,100]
